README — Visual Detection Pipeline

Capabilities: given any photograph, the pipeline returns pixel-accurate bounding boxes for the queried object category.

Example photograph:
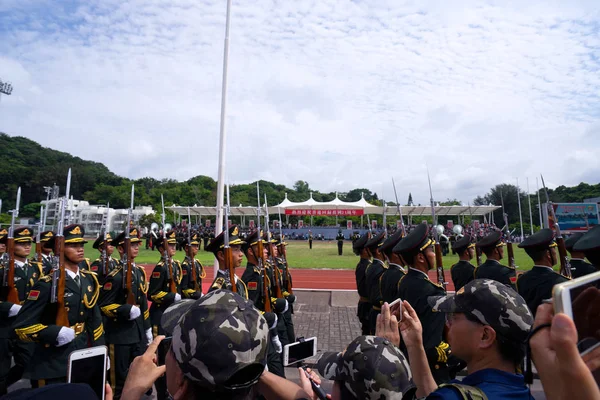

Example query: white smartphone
[67,345,108,400]
[389,297,403,321]
[553,270,600,356]
[283,337,317,366]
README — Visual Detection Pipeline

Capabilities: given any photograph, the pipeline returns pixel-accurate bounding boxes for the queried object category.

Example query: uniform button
[80,312,84,316]
[435,365,440,370]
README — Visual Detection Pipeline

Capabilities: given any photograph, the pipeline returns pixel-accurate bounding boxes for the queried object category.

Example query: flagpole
[527,178,534,234]
[214,0,232,278]
[516,178,524,241]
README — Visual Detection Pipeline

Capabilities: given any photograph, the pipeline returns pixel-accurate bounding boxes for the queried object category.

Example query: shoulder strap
[438,383,488,400]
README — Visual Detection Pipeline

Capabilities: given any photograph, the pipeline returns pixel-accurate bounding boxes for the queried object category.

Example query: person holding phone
[516,229,569,317]
[13,224,105,388]
[98,228,152,399]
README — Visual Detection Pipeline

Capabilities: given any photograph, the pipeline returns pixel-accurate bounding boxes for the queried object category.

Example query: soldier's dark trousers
[267,341,285,378]
[0,338,33,395]
[337,242,343,255]
[368,307,380,335]
[108,342,143,400]
[309,240,312,249]
[283,309,295,343]
[357,301,370,335]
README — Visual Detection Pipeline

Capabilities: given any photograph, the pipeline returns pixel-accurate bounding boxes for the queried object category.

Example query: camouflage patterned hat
[428,279,533,343]
[317,335,414,399]
[161,290,269,391]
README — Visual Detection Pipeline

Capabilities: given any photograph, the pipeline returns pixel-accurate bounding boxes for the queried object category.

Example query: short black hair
[401,252,417,266]
[496,335,526,368]
[482,247,496,257]
[524,248,548,263]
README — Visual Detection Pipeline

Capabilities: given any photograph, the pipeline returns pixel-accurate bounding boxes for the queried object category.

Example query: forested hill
[1,133,599,227]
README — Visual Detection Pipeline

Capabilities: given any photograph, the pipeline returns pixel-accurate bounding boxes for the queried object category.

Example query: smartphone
[553,270,600,356]
[389,297,403,321]
[283,337,317,366]
[67,345,108,400]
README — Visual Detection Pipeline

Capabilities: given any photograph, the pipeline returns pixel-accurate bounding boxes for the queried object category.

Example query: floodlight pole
[214,0,233,277]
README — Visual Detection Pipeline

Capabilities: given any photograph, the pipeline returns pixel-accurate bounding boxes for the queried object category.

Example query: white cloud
[0,0,599,205]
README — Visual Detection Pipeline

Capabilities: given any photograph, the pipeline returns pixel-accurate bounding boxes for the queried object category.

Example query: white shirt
[409,267,429,278]
[66,268,81,280]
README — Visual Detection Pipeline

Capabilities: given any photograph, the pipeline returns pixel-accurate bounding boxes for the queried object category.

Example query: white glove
[145,329,153,345]
[106,356,111,371]
[129,305,141,320]
[174,293,182,302]
[269,314,278,331]
[282,300,289,314]
[271,334,283,354]
[57,327,76,347]
[8,304,22,318]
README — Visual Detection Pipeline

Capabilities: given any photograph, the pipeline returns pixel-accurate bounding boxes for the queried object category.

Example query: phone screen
[287,338,316,365]
[569,276,600,386]
[70,354,106,400]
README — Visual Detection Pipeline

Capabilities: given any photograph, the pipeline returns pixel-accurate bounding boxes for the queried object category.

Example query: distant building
[584,197,600,204]
[41,198,154,237]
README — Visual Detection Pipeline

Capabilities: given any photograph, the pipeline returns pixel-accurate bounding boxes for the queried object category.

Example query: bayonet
[391,178,406,237]
[541,175,571,278]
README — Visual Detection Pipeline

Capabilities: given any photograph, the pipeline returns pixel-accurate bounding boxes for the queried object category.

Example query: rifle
[256,183,270,311]
[187,207,199,291]
[540,176,572,278]
[467,202,482,266]
[500,192,516,268]
[35,220,42,263]
[161,194,177,293]
[264,194,283,298]
[3,187,21,304]
[224,185,236,293]
[51,169,71,327]
[382,200,387,238]
[427,170,447,290]
[278,207,293,294]
[391,178,407,237]
[100,202,110,276]
[123,186,135,305]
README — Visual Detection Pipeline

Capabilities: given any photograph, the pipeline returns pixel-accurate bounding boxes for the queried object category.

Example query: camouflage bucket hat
[162,290,269,391]
[317,335,413,399]
[428,279,533,343]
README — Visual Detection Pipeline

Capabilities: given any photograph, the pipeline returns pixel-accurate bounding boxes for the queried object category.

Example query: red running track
[142,265,456,292]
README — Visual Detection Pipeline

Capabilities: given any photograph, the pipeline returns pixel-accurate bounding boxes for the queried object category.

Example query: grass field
[66,239,539,271]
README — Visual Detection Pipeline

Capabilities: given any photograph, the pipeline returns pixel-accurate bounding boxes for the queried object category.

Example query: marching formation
[0,174,296,400]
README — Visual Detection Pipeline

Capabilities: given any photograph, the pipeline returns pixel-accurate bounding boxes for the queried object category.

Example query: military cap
[160,290,268,391]
[518,228,556,251]
[392,223,432,255]
[0,228,7,241]
[154,229,177,249]
[476,230,504,250]
[379,229,404,255]
[428,279,533,344]
[565,232,585,251]
[41,224,87,248]
[317,335,414,399]
[40,230,54,242]
[205,225,245,254]
[13,227,34,243]
[365,231,386,250]
[92,233,113,249]
[262,232,277,244]
[241,229,265,253]
[274,234,287,246]
[181,232,201,247]
[452,234,475,253]
[112,228,143,247]
[352,232,371,255]
[573,225,600,253]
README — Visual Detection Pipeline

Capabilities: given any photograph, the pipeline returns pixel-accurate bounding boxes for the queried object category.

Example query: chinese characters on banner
[284,209,364,216]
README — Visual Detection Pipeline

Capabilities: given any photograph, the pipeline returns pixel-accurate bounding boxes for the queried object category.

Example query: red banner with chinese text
[284,209,364,216]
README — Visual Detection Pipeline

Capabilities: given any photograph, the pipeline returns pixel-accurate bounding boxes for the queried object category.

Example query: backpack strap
[438,383,488,400]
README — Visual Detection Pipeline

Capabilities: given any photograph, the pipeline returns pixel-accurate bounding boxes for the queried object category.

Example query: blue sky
[0,0,599,204]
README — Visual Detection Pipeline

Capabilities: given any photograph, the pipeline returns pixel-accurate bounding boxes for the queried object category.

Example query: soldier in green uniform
[450,234,476,291]
[241,230,269,310]
[474,230,517,289]
[148,229,182,337]
[98,228,151,399]
[275,234,296,342]
[38,231,55,275]
[336,229,345,255]
[393,223,450,384]
[206,225,248,298]
[308,230,313,250]
[516,228,569,317]
[89,233,119,284]
[148,229,182,400]
[0,227,43,394]
[566,232,597,278]
[180,233,205,299]
[202,230,210,251]
[363,231,386,335]
[379,229,405,304]
[573,225,600,268]
[13,224,104,387]
[353,232,372,335]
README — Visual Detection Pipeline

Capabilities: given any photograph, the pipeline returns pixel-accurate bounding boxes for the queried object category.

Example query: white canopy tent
[167,192,500,222]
